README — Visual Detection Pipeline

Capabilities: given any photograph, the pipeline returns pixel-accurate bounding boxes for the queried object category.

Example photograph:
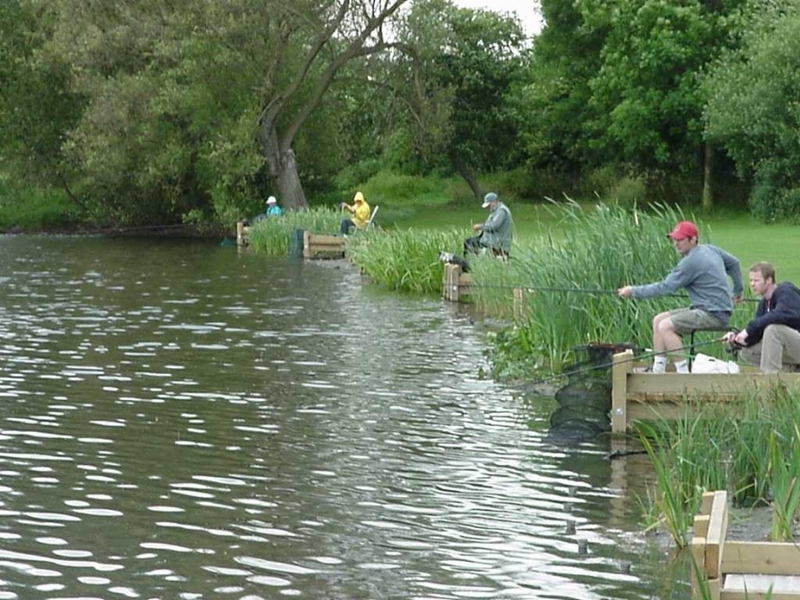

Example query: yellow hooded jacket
[349,192,371,229]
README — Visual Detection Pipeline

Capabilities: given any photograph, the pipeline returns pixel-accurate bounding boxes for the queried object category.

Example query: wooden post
[303,230,311,259]
[237,221,246,247]
[443,264,460,302]
[611,350,633,433]
[705,491,728,581]
[513,287,525,320]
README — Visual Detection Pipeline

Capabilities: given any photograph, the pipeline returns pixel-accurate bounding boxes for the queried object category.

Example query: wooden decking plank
[723,542,800,575]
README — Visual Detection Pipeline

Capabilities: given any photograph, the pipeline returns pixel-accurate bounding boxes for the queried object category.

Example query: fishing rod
[509,337,736,390]
[463,282,760,303]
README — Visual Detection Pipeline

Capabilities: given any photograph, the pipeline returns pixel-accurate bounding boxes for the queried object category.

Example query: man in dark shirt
[722,262,800,373]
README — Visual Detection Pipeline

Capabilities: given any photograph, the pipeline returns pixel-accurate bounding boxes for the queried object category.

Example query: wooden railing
[610,350,800,433]
[691,490,800,599]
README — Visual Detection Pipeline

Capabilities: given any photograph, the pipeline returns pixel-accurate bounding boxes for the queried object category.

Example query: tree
[578,0,748,208]
[255,0,412,209]
[521,0,607,174]
[5,0,413,224]
[704,0,800,221]
[374,0,526,197]
[0,1,85,208]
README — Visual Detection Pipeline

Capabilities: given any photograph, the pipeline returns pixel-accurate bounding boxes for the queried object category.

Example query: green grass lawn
[385,200,800,285]
[704,215,800,284]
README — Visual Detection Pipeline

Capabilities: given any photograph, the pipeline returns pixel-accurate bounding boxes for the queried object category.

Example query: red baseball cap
[667,221,699,240]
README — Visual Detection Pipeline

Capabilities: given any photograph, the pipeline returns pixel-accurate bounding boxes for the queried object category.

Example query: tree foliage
[580,0,747,172]
[522,0,606,172]
[2,0,413,225]
[356,0,527,197]
[0,1,85,205]
[704,0,800,220]
[5,0,800,225]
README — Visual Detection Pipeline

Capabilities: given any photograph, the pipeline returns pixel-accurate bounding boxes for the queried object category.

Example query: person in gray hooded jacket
[463,192,513,258]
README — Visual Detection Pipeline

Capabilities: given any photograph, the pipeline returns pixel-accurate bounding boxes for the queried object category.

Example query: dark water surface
[0,236,685,599]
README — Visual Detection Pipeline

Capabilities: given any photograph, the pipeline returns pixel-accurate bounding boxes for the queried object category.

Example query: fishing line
[460,282,759,303]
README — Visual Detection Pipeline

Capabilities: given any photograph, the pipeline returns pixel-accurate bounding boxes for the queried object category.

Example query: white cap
[267,196,277,204]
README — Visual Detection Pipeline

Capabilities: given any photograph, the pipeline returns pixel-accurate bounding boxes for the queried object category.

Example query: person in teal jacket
[265,196,283,217]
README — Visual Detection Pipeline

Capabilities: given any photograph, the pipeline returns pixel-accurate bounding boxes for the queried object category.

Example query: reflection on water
[0,236,686,599]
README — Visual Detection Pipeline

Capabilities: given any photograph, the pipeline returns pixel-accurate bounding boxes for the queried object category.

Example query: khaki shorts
[668,308,726,335]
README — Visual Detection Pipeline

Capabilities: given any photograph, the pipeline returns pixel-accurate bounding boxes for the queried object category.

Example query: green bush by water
[0,177,79,231]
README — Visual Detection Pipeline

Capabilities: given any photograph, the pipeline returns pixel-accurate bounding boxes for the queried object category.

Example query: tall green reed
[346,228,465,293]
[638,386,800,546]
[769,424,800,541]
[248,207,342,256]
[477,200,687,374]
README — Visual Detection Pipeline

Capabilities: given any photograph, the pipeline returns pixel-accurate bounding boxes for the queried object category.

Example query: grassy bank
[0,178,79,231]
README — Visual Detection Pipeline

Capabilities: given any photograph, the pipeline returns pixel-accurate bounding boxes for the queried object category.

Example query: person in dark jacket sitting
[723,261,800,373]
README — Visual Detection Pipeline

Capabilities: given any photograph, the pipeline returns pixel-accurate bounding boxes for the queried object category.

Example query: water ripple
[0,238,674,599]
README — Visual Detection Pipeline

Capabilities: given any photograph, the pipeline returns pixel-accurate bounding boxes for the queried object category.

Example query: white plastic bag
[691,353,740,374]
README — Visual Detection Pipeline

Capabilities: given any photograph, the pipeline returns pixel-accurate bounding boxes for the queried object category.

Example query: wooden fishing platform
[610,349,800,433]
[302,231,344,259]
[235,222,345,259]
[237,221,251,247]
[692,490,800,599]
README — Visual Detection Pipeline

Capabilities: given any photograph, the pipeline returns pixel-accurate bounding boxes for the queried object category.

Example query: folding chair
[366,205,379,228]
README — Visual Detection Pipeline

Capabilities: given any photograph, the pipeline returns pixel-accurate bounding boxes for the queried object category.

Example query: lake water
[0,236,687,599]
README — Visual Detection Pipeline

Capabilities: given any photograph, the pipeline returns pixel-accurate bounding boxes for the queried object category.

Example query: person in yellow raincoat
[340,191,371,236]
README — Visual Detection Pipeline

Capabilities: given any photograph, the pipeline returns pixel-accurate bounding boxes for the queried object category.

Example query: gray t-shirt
[632,244,743,316]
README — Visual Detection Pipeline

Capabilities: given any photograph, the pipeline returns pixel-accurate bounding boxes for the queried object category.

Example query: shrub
[750,180,800,224]
[333,159,383,192]
[359,170,446,206]
[581,164,622,199]
[608,176,647,208]
[0,178,79,231]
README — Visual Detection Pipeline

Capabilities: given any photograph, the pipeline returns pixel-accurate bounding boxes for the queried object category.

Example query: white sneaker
[633,366,653,373]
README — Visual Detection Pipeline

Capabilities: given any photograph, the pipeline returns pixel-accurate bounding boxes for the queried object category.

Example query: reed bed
[346,227,465,293]
[474,201,688,374]
[248,207,342,256]
[637,385,800,547]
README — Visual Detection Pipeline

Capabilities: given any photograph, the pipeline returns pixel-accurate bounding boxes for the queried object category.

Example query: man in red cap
[617,220,743,373]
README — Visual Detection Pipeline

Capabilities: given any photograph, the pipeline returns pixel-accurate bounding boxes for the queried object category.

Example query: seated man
[617,221,743,373]
[265,196,283,217]
[722,261,800,373]
[252,196,282,223]
[340,191,371,236]
[463,192,513,258]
